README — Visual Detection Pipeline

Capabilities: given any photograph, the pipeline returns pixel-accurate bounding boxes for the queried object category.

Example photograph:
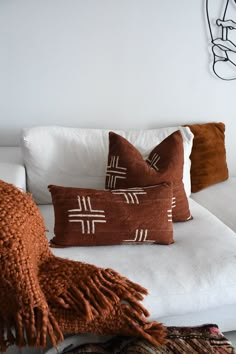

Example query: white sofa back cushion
[21,126,193,204]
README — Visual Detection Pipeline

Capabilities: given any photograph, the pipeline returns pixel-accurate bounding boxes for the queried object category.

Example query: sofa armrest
[0,163,26,191]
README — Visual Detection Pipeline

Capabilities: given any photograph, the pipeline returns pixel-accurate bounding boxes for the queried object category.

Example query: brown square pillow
[185,122,229,192]
[48,183,174,247]
[105,130,192,222]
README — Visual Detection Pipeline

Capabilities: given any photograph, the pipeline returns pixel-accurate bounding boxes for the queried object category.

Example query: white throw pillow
[21,126,193,204]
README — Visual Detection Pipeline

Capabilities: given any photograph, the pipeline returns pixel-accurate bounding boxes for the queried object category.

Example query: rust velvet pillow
[48,183,174,247]
[105,131,192,222]
[185,122,229,193]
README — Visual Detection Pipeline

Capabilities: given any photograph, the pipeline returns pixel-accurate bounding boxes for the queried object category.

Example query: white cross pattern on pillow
[146,153,160,171]
[111,188,147,204]
[68,196,106,234]
[106,155,127,188]
[123,229,155,243]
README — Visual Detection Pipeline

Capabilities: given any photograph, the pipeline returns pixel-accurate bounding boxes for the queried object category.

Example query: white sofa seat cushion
[39,199,236,329]
[191,178,236,232]
[21,126,193,204]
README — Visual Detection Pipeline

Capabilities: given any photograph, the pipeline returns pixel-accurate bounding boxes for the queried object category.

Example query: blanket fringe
[122,305,167,346]
[0,261,166,351]
[0,307,63,352]
[42,262,166,346]
[44,262,149,323]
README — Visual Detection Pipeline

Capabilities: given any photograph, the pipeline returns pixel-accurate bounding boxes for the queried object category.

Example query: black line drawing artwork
[206,0,236,80]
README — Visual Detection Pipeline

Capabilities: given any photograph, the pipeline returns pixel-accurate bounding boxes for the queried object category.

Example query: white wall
[0,0,235,174]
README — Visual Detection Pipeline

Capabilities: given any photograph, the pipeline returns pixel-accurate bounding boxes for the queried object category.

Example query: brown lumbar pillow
[105,130,192,222]
[185,122,229,193]
[48,183,174,247]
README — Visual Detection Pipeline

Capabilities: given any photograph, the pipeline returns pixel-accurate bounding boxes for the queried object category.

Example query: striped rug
[64,324,235,353]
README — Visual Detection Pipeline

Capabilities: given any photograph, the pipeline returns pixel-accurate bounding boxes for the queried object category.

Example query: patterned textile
[63,324,236,354]
[106,131,192,222]
[49,183,173,247]
[0,180,166,352]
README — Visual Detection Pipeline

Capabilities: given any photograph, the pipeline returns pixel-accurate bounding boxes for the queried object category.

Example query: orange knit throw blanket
[0,180,166,351]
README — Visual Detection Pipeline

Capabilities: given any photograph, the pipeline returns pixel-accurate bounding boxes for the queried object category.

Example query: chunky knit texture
[0,180,167,351]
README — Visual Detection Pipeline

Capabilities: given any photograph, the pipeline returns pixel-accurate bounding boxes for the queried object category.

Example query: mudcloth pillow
[105,130,192,222]
[185,122,229,192]
[49,183,174,247]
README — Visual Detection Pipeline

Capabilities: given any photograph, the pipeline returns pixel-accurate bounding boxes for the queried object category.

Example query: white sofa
[1,125,236,352]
